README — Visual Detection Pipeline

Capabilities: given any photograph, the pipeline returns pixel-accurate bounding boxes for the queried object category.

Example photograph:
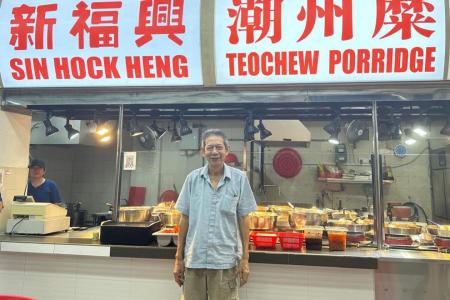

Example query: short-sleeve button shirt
[175,164,257,269]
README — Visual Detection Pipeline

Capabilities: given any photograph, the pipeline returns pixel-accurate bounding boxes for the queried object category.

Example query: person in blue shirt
[173,129,257,300]
[27,159,62,204]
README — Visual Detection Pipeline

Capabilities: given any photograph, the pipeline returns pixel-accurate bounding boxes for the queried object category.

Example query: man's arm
[173,214,189,287]
[238,214,251,287]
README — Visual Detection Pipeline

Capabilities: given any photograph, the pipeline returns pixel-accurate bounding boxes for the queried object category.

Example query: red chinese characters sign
[216,0,445,84]
[0,0,202,87]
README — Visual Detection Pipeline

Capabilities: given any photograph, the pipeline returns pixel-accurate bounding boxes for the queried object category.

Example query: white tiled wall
[0,252,374,300]
[28,119,447,219]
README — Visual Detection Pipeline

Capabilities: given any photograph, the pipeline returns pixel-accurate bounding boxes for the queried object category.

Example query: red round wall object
[225,153,239,164]
[272,148,302,178]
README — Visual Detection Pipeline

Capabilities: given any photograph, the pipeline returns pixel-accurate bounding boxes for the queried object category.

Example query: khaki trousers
[183,267,239,300]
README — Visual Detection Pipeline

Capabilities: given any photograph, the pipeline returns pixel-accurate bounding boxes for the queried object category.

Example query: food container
[270,206,293,230]
[161,210,181,227]
[118,206,153,222]
[304,226,324,250]
[251,231,278,249]
[346,232,366,244]
[249,212,277,230]
[437,225,450,238]
[290,208,327,228]
[330,210,358,220]
[345,223,371,233]
[278,232,305,251]
[326,227,348,251]
[426,224,439,236]
[385,222,422,236]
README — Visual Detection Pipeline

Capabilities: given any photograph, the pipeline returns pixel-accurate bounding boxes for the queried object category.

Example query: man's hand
[238,259,250,287]
[0,201,3,213]
[173,259,185,287]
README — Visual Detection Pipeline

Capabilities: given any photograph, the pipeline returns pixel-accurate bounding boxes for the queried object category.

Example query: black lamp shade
[150,121,167,139]
[43,119,59,136]
[179,118,192,136]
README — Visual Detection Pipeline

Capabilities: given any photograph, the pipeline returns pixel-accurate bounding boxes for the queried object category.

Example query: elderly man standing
[173,129,257,300]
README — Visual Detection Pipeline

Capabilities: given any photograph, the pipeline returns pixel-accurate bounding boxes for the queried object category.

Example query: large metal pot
[161,210,181,227]
[118,206,153,222]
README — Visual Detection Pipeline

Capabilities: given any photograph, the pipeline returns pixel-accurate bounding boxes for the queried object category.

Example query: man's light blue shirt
[175,164,257,269]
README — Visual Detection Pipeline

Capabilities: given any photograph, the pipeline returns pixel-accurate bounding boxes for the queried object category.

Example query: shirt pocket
[220,192,239,217]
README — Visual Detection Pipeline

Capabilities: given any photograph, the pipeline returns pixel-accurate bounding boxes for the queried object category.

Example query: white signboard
[215,0,446,84]
[0,0,202,87]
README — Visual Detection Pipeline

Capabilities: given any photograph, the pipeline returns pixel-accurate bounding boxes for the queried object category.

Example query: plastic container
[251,231,278,249]
[278,232,305,250]
[304,226,324,250]
[326,227,348,251]
[249,212,278,231]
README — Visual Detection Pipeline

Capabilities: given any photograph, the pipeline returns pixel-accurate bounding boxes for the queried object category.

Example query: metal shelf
[317,177,394,184]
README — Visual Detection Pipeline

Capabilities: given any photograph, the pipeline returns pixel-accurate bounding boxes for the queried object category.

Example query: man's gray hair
[201,129,230,150]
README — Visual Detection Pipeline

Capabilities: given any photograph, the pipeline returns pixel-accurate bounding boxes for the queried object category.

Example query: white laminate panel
[246,263,308,300]
[54,244,110,257]
[306,266,375,300]
[75,256,132,280]
[0,271,25,295]
[130,279,182,300]
[130,258,182,300]
[74,278,131,300]
[22,273,76,300]
[1,242,54,254]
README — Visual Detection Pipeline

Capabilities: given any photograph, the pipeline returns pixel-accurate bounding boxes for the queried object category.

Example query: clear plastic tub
[326,227,348,251]
[304,226,324,250]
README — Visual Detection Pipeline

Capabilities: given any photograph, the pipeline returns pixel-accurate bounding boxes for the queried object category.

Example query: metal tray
[385,226,422,236]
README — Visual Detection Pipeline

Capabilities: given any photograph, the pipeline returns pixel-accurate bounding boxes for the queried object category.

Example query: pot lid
[272,148,302,178]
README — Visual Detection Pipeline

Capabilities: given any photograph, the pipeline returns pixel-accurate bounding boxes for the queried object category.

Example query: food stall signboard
[215,0,446,84]
[0,0,203,87]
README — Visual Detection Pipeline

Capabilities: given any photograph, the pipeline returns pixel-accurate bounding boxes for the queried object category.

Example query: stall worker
[173,129,257,300]
[27,159,62,204]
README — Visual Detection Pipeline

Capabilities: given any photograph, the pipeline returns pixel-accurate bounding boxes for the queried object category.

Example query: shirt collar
[200,163,232,180]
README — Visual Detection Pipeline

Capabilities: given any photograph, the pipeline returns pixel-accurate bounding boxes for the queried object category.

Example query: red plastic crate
[278,232,305,250]
[251,231,278,249]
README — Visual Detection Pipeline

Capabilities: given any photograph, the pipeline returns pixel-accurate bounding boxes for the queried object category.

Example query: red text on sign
[125,55,188,78]
[328,47,436,74]
[10,58,49,80]
[54,56,121,79]
[226,51,319,76]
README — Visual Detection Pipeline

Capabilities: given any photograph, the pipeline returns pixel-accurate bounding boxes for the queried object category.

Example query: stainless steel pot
[118,206,153,222]
[161,211,181,227]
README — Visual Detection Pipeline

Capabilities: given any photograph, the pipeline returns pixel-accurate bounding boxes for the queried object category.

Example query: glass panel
[29,111,118,227]
[377,102,450,251]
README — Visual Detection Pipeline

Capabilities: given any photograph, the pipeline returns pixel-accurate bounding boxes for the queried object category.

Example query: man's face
[29,166,45,179]
[202,135,229,168]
